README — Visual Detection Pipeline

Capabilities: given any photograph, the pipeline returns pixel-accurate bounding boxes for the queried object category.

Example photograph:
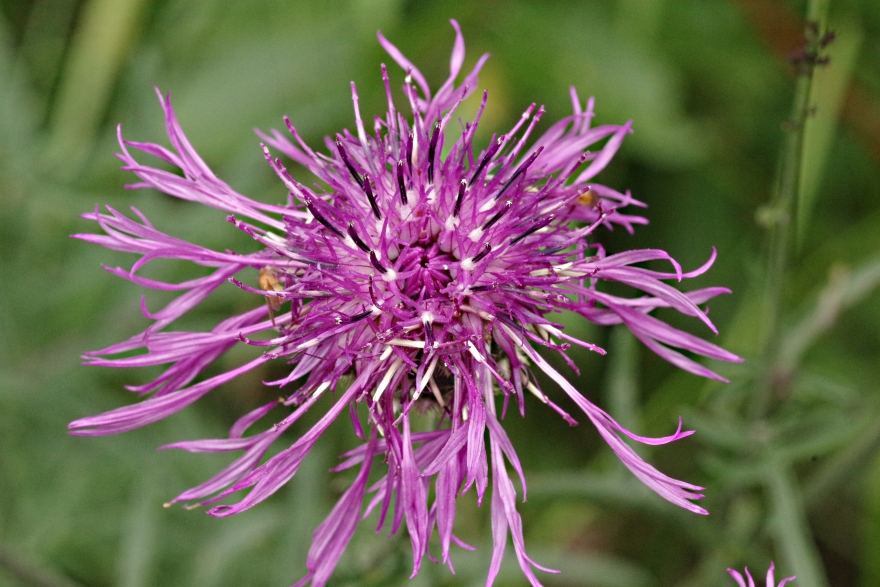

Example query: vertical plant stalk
[758,0,831,415]
[796,20,863,248]
[758,1,832,586]
[47,0,146,175]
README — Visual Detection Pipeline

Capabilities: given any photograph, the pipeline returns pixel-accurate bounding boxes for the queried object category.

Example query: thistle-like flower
[728,562,796,587]
[70,21,740,586]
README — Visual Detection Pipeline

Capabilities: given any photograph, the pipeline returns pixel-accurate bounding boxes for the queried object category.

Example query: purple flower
[728,562,796,587]
[70,20,741,586]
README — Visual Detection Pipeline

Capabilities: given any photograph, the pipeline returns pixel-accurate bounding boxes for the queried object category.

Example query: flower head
[728,562,796,587]
[70,20,740,586]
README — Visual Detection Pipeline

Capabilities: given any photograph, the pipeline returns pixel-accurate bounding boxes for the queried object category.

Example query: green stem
[755,4,833,586]
[46,0,146,176]
[756,0,831,417]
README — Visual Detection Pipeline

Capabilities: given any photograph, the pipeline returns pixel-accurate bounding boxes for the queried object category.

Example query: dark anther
[510,214,555,245]
[369,250,388,274]
[396,160,408,205]
[424,321,434,346]
[469,135,504,185]
[453,179,467,218]
[482,200,512,231]
[472,243,492,264]
[346,309,373,323]
[362,174,381,220]
[335,137,363,190]
[406,130,414,177]
[304,198,344,238]
[541,244,569,256]
[367,275,379,305]
[468,285,491,292]
[347,222,370,252]
[427,121,441,184]
[496,146,543,201]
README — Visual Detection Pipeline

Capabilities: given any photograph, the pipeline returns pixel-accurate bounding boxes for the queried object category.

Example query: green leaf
[766,461,829,587]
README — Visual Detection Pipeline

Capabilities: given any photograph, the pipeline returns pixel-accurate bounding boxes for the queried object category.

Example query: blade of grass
[117,480,160,587]
[766,460,829,587]
[605,325,640,433]
[47,0,146,176]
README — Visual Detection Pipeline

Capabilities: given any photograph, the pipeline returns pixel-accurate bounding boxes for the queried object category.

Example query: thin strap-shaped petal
[377,31,431,102]
[297,429,378,587]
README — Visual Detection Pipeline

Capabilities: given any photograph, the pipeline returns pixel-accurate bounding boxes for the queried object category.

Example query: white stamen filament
[415,356,439,400]
[467,340,485,363]
[264,231,287,246]
[530,261,574,276]
[499,323,525,348]
[343,234,358,251]
[428,378,445,407]
[539,200,565,216]
[373,357,403,402]
[411,131,419,167]
[386,338,425,348]
[527,323,548,342]
[460,304,494,321]
[525,381,549,403]
[379,345,393,361]
[537,324,557,341]
[312,381,331,399]
[295,337,321,351]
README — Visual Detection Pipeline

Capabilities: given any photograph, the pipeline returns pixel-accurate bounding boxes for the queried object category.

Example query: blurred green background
[1,0,879,586]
